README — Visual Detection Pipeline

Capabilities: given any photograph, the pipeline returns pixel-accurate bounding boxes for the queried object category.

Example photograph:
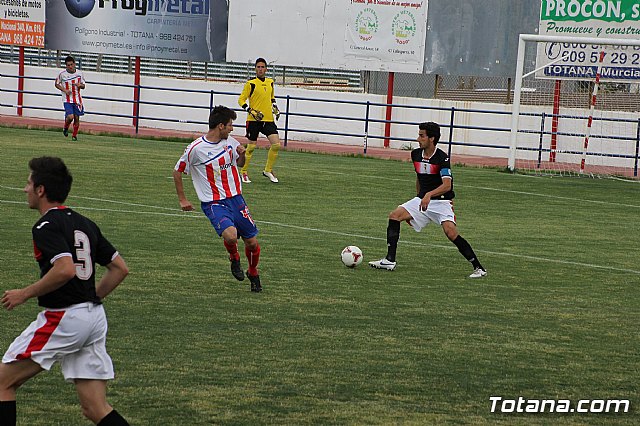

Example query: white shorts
[2,303,114,382]
[400,197,456,232]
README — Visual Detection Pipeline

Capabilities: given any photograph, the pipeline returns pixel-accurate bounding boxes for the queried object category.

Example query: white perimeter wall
[1,63,638,168]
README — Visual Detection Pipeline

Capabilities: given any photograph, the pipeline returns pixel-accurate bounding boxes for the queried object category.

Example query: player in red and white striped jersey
[174,132,243,203]
[173,106,263,292]
[54,56,85,141]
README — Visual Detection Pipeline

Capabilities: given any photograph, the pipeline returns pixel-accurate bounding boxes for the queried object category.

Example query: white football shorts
[2,302,115,382]
[400,197,456,232]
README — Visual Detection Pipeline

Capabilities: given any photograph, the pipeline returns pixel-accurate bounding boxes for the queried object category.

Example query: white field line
[294,169,640,209]
[609,176,640,183]
[6,168,640,209]
[1,198,639,276]
[462,185,640,209]
[0,185,178,211]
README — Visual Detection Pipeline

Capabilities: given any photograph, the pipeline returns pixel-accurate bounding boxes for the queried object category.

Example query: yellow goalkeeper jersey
[238,77,276,122]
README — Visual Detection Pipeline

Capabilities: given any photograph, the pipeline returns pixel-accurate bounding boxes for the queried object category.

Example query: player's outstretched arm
[96,255,129,300]
[1,256,75,310]
[172,170,193,211]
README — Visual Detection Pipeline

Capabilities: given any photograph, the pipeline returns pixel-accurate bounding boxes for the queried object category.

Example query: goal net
[508,35,640,179]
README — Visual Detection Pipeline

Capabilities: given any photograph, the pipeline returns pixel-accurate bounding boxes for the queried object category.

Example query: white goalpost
[508,34,640,178]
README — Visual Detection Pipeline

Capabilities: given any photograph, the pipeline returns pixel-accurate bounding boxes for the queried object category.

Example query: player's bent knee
[243,237,259,251]
[223,236,238,245]
[0,361,42,395]
[221,226,239,243]
[442,222,458,241]
[392,206,413,222]
[246,143,257,154]
[0,378,19,393]
[0,372,15,394]
[388,210,407,222]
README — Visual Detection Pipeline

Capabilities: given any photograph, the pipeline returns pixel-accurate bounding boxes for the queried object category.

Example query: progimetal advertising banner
[537,0,640,82]
[45,0,222,61]
[344,0,428,73]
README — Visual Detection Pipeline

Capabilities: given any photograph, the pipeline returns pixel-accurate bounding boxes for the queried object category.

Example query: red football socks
[245,244,260,276]
[224,240,240,261]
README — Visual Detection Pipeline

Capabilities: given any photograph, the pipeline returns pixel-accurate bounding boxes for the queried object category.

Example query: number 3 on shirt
[74,230,93,280]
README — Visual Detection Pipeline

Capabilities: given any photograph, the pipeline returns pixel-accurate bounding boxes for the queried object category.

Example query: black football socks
[0,400,17,426]
[452,235,484,270]
[385,219,401,262]
[97,409,129,426]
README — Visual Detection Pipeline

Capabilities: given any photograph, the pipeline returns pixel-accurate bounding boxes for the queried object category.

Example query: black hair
[64,55,75,64]
[28,157,73,203]
[255,57,267,67]
[419,122,441,144]
[208,105,237,129]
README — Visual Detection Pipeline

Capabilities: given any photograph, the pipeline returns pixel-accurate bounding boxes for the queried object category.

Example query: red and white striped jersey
[175,135,243,202]
[56,69,85,105]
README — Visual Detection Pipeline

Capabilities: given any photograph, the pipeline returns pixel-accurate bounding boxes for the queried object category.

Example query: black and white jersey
[32,207,118,308]
[411,147,455,200]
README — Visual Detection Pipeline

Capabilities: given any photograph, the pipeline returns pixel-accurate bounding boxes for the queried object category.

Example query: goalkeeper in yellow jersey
[238,58,282,183]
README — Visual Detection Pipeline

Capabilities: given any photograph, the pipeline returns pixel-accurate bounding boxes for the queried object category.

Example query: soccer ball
[341,246,363,268]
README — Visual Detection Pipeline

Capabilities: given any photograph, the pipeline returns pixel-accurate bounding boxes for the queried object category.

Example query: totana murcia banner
[0,0,45,47]
[537,0,640,82]
[344,0,428,73]
[44,0,224,61]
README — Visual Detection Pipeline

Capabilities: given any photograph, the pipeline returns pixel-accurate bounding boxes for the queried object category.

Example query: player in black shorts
[238,57,282,183]
[369,122,487,278]
[0,157,130,425]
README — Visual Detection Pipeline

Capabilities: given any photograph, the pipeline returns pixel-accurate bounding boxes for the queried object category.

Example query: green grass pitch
[0,127,638,425]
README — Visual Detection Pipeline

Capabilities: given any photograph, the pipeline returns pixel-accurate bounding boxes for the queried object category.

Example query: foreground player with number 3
[0,157,130,426]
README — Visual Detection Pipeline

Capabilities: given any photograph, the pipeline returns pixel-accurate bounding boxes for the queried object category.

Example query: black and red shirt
[411,147,455,200]
[32,207,118,308]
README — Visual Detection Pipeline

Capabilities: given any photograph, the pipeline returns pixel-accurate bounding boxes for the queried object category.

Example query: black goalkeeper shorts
[245,121,278,141]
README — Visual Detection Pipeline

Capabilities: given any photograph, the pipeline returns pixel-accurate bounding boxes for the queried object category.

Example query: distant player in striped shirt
[173,105,263,292]
[54,56,85,141]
